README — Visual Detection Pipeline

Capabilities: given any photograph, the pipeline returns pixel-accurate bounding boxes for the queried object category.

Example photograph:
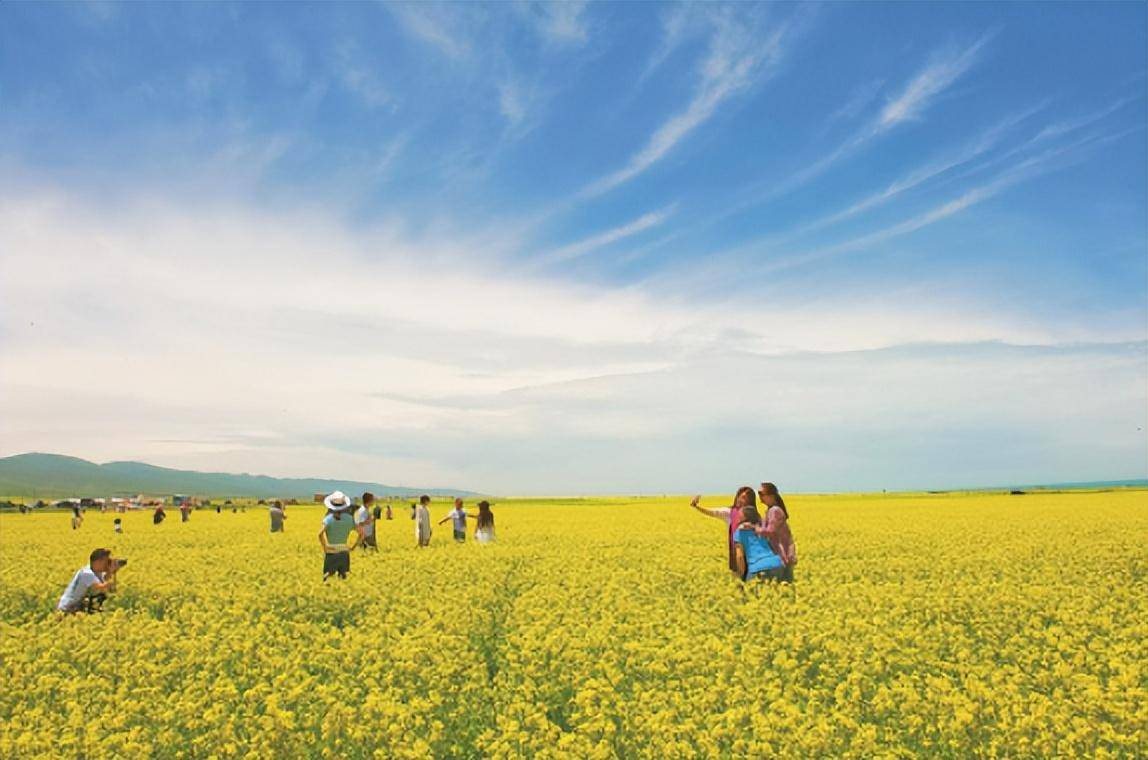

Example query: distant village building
[313,493,325,504]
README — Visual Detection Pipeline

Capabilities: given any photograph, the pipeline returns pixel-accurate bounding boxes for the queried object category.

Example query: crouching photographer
[57,548,126,614]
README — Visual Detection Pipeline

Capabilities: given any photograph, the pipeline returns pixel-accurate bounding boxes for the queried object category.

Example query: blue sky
[1,2,1145,493]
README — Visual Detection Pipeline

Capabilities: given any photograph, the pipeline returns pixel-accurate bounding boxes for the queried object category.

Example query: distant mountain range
[0,453,478,499]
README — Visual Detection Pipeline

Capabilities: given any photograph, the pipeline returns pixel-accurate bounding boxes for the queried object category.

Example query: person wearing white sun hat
[318,491,355,580]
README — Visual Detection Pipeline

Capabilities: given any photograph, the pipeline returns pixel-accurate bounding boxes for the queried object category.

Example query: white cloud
[387,2,473,60]
[782,102,1050,239]
[336,44,392,110]
[529,1,588,47]
[1030,95,1138,143]
[582,7,805,197]
[1,187,1142,492]
[822,78,886,130]
[735,31,999,211]
[535,205,676,267]
[746,127,1128,277]
[878,30,996,128]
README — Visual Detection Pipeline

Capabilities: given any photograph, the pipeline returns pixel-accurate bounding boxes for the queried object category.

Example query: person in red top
[758,482,797,582]
[690,486,756,575]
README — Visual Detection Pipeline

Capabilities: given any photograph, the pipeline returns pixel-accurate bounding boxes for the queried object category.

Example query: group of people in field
[317,491,496,581]
[55,484,790,612]
[691,481,797,583]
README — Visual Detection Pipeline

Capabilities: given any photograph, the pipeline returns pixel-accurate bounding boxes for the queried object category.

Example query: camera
[113,558,128,568]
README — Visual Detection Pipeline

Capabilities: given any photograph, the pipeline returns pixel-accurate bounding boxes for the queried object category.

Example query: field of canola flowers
[1,490,1146,759]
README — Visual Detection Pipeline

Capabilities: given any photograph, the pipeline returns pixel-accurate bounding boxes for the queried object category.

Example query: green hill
[0,453,478,500]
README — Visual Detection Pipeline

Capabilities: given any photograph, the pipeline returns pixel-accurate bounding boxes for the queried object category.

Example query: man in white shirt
[353,497,372,552]
[57,548,121,613]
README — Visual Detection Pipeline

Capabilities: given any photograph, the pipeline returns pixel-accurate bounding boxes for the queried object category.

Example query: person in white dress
[413,494,432,547]
[473,500,496,544]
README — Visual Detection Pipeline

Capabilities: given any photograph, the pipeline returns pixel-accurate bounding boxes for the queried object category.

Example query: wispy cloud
[825,78,886,128]
[387,2,473,60]
[788,101,1050,238]
[1030,95,1140,143]
[536,205,677,267]
[526,1,589,48]
[336,41,392,110]
[581,7,807,198]
[758,128,1133,275]
[878,30,998,129]
[643,30,1002,248]
[788,32,997,191]
[639,3,702,83]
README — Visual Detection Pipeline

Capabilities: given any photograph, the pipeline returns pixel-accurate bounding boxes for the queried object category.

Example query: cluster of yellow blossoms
[1,490,1144,758]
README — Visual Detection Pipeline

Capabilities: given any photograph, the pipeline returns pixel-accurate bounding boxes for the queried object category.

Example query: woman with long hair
[690,486,756,575]
[757,482,797,582]
[473,500,496,544]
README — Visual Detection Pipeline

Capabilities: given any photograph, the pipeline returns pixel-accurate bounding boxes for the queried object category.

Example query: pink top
[758,505,797,566]
[706,506,742,571]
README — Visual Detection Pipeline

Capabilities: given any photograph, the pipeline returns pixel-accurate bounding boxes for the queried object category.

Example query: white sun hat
[324,491,351,511]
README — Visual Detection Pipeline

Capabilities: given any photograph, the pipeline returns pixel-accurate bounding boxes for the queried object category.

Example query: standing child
[438,498,468,542]
[113,518,123,534]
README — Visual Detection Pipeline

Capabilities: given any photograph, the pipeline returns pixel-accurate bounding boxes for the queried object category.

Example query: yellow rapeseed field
[1,491,1145,758]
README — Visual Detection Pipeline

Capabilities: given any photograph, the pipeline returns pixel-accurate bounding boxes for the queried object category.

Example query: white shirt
[58,565,102,611]
[354,505,369,525]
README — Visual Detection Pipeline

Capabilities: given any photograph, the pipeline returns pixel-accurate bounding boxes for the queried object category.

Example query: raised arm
[690,495,728,521]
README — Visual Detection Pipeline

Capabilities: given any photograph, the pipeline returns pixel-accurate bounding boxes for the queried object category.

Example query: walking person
[690,486,756,575]
[71,505,83,530]
[384,502,393,521]
[757,482,797,583]
[269,500,286,533]
[153,504,166,525]
[413,495,432,548]
[473,501,496,544]
[438,498,468,542]
[318,491,356,581]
